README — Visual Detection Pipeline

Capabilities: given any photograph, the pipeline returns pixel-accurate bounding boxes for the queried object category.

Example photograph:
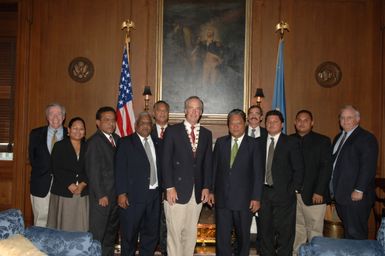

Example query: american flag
[116,47,135,137]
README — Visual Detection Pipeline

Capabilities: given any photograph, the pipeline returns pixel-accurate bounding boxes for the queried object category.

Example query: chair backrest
[374,178,385,231]
[0,208,25,239]
[376,217,385,253]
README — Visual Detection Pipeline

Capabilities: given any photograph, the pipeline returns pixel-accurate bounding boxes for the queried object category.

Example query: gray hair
[136,112,152,125]
[227,109,246,126]
[340,105,360,118]
[184,96,204,113]
[45,103,66,117]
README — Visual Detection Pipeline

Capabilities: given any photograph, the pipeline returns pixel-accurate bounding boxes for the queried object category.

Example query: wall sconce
[143,86,152,111]
[254,88,264,107]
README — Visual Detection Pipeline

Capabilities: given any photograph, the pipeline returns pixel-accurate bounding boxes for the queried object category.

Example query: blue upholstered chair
[299,217,385,256]
[0,208,101,256]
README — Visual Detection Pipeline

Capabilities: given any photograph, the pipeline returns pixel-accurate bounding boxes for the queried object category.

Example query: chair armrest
[25,226,99,255]
[299,236,384,256]
[0,208,25,239]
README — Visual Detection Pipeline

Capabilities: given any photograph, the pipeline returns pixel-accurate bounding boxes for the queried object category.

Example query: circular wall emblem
[68,57,94,83]
[315,61,342,88]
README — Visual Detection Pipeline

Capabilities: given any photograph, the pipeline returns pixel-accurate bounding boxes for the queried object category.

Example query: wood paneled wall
[0,0,383,228]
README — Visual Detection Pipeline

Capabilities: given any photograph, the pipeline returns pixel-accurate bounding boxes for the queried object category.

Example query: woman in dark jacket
[47,117,89,232]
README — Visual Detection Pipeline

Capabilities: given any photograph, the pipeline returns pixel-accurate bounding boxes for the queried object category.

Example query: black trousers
[159,200,167,255]
[119,190,160,256]
[255,215,261,251]
[335,199,373,239]
[216,207,253,256]
[259,187,296,256]
[89,203,119,256]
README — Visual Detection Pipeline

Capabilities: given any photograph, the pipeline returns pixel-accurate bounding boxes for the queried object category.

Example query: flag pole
[121,20,135,62]
[272,21,289,133]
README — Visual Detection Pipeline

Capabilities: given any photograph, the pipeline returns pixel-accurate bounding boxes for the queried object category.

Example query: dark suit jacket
[262,133,304,203]
[291,131,332,205]
[86,130,120,212]
[29,126,67,197]
[151,124,169,189]
[115,133,161,203]
[162,122,213,204]
[332,126,378,205]
[213,135,264,211]
[151,124,165,141]
[50,138,88,197]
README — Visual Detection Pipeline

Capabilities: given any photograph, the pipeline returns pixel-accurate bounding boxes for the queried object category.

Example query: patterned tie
[230,138,238,168]
[251,128,256,138]
[266,137,275,186]
[109,135,116,147]
[160,127,165,139]
[190,125,195,144]
[50,130,57,152]
[144,137,157,186]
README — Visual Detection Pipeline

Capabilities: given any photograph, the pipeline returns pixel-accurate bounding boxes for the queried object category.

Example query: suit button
[178,177,182,181]
[229,172,232,175]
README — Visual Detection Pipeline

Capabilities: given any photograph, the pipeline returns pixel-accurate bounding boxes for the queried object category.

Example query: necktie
[230,138,238,168]
[330,131,347,197]
[251,128,256,138]
[266,137,275,186]
[190,126,195,144]
[333,132,347,163]
[144,137,157,186]
[109,135,116,147]
[51,130,57,152]
[160,127,165,139]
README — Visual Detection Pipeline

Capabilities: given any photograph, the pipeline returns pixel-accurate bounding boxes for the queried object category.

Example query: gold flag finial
[275,21,289,38]
[121,19,135,62]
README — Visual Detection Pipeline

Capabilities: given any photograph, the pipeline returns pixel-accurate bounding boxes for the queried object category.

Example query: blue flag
[272,39,287,133]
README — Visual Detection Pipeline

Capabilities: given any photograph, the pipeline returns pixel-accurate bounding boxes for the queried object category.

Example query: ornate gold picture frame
[156,0,251,123]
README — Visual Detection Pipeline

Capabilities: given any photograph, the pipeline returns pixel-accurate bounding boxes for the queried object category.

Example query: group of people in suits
[29,99,378,256]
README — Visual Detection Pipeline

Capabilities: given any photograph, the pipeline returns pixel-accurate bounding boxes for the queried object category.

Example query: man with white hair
[330,105,378,239]
[29,103,66,226]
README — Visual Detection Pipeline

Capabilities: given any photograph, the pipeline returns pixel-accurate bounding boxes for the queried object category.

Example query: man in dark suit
[151,100,169,141]
[86,106,120,256]
[209,109,263,256]
[331,105,378,239]
[246,104,267,253]
[29,103,66,227]
[291,110,332,254]
[247,105,267,139]
[162,96,213,256]
[115,112,161,256]
[151,100,170,256]
[259,110,304,256]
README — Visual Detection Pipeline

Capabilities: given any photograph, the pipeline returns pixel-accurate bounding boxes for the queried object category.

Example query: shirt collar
[137,133,151,143]
[156,123,168,130]
[184,120,200,129]
[268,132,281,142]
[232,133,245,144]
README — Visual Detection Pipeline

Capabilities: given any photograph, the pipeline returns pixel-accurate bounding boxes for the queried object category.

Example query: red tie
[160,127,165,139]
[109,135,116,147]
[191,126,195,145]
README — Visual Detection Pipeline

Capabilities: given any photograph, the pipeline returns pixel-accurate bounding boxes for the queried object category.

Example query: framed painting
[156,0,251,122]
